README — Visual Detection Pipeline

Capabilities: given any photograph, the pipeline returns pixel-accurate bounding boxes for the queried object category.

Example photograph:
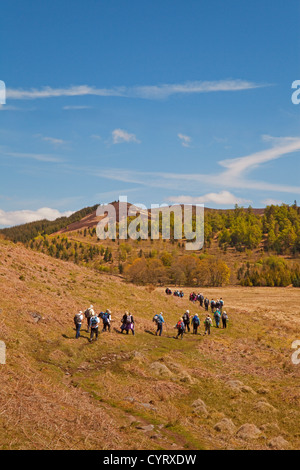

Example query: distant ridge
[0,201,266,242]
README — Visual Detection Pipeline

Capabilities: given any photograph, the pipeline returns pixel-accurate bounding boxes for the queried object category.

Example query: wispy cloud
[112,129,141,144]
[90,134,102,140]
[1,151,64,163]
[63,105,92,110]
[6,79,269,102]
[261,198,283,206]
[0,207,74,227]
[178,133,192,148]
[96,135,300,196]
[168,191,252,206]
[41,136,68,146]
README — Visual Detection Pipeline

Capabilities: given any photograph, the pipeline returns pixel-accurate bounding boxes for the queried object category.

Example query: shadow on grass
[144,329,155,336]
[113,327,124,334]
[62,333,91,342]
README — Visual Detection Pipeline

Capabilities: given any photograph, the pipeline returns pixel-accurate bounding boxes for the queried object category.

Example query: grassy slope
[0,238,299,450]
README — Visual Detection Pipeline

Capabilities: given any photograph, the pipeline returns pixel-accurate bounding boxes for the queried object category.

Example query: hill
[1,202,300,288]
[0,238,299,450]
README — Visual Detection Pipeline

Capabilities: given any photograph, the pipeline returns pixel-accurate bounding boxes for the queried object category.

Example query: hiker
[101,309,112,332]
[165,288,172,296]
[215,299,220,310]
[182,310,190,333]
[219,298,224,312]
[222,311,228,329]
[204,297,209,311]
[120,312,128,333]
[191,314,200,335]
[122,312,135,335]
[211,299,216,312]
[74,311,84,339]
[175,318,185,340]
[153,312,165,336]
[204,315,213,335]
[214,309,221,328]
[89,313,100,342]
[199,294,204,308]
[179,291,184,298]
[85,305,95,333]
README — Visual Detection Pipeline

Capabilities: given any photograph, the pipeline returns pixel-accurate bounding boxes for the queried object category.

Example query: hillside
[3,201,298,288]
[0,238,299,450]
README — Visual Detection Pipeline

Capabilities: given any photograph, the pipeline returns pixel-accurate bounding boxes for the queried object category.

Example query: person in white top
[85,305,95,333]
[74,311,84,339]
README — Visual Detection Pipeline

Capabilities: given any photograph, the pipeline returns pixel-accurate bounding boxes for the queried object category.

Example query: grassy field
[0,238,299,450]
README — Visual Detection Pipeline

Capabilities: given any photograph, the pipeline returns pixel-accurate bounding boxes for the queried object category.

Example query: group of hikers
[165,288,184,298]
[166,289,225,315]
[73,306,135,342]
[73,297,229,341]
[189,293,225,313]
[153,308,229,339]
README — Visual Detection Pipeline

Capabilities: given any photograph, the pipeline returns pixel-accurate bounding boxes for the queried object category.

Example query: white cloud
[178,133,192,147]
[112,129,141,144]
[6,79,268,101]
[168,191,251,206]
[0,208,74,227]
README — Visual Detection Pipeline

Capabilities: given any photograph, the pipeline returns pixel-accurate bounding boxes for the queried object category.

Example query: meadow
[0,238,299,450]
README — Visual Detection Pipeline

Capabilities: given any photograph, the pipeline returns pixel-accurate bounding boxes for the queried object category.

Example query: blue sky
[0,0,300,226]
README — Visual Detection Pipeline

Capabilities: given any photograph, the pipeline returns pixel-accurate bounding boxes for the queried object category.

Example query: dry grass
[0,239,299,450]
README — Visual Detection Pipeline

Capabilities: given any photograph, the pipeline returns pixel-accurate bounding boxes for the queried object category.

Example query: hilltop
[0,238,299,450]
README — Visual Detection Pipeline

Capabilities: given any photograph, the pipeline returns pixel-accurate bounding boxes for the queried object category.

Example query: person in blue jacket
[153,312,165,336]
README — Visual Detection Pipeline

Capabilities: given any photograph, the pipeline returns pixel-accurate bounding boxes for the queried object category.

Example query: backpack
[177,321,184,330]
[153,315,159,323]
[193,316,200,326]
[204,318,211,326]
[74,314,82,325]
[126,315,132,324]
[85,308,93,319]
[103,313,110,324]
[90,316,98,328]
[183,313,189,322]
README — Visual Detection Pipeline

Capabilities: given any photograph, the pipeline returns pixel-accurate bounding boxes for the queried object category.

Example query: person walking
[182,310,191,333]
[89,313,100,342]
[175,318,185,340]
[102,309,112,332]
[214,309,221,328]
[222,311,228,329]
[153,312,165,336]
[74,311,84,339]
[191,314,200,335]
[204,315,213,335]
[124,312,135,336]
[85,305,95,333]
[204,297,209,311]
